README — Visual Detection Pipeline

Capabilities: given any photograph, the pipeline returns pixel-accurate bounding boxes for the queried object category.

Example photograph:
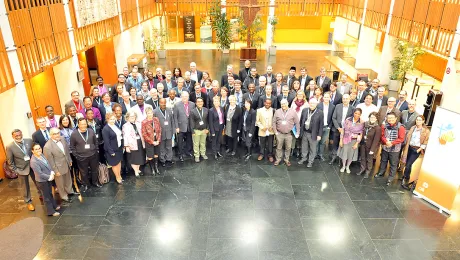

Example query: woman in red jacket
[141,107,162,175]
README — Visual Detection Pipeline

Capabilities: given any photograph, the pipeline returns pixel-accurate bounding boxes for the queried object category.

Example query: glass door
[167,16,179,43]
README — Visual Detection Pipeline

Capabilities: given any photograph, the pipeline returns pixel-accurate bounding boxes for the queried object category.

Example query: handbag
[3,161,18,179]
[98,163,109,184]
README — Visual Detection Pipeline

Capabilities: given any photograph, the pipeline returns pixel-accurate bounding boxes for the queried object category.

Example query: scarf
[294,99,305,112]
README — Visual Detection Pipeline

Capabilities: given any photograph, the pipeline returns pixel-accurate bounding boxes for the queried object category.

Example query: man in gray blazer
[44,128,78,202]
[6,129,41,211]
[336,74,353,95]
[329,94,355,164]
[154,98,177,167]
[400,100,419,135]
[174,91,196,162]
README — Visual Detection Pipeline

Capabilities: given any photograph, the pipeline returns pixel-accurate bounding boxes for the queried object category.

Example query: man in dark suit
[263,65,276,84]
[356,80,369,104]
[112,73,134,95]
[161,70,178,91]
[6,129,41,211]
[243,67,259,90]
[32,117,50,149]
[243,83,260,110]
[154,98,176,167]
[190,84,208,108]
[316,92,335,161]
[284,66,297,89]
[315,67,332,93]
[277,85,294,107]
[378,97,401,124]
[298,99,324,168]
[189,62,203,83]
[239,60,251,82]
[396,90,409,111]
[224,75,236,92]
[372,86,388,109]
[329,81,343,105]
[174,91,196,161]
[183,71,196,92]
[146,88,161,110]
[298,67,313,91]
[121,91,136,114]
[272,73,287,97]
[330,94,355,164]
[221,64,239,87]
[258,84,277,109]
[207,81,221,108]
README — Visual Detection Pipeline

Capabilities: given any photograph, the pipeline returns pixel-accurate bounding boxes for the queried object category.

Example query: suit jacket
[65,99,84,114]
[111,93,124,104]
[317,102,335,128]
[378,106,401,124]
[396,100,409,112]
[271,82,287,96]
[305,89,316,100]
[224,105,243,137]
[6,138,33,176]
[153,108,176,140]
[400,110,419,132]
[315,76,332,92]
[183,80,196,92]
[277,93,295,107]
[145,98,160,110]
[242,109,257,135]
[189,107,209,133]
[32,129,50,149]
[174,101,196,132]
[283,75,298,89]
[332,104,355,131]
[329,91,343,106]
[190,92,208,108]
[239,68,250,82]
[298,75,313,90]
[98,102,114,125]
[263,73,276,84]
[258,95,278,109]
[208,107,226,135]
[207,90,221,108]
[299,108,324,138]
[221,73,239,87]
[102,125,122,156]
[30,155,53,182]
[350,99,360,108]
[337,82,352,95]
[188,70,203,83]
[172,87,189,97]
[146,78,160,90]
[43,138,72,176]
[92,97,102,109]
[122,121,145,150]
[87,119,103,144]
[357,90,370,103]
[121,100,136,115]
[131,104,153,123]
[372,96,388,107]
[243,75,259,90]
[242,92,260,110]
[161,79,178,91]
[69,113,84,129]
[256,107,275,136]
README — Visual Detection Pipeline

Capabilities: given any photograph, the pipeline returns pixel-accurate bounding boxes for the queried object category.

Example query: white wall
[0,84,36,144]
[355,26,378,70]
[332,17,349,51]
[114,25,145,72]
[377,35,397,85]
[53,57,85,113]
[440,60,460,114]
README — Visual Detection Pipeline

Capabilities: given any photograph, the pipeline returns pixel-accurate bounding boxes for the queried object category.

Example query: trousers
[378,150,399,181]
[403,146,421,179]
[359,145,374,173]
[36,181,57,215]
[259,135,274,157]
[20,169,41,204]
[301,132,317,164]
[54,171,74,200]
[192,129,207,158]
[76,154,99,186]
[159,139,173,162]
[275,133,293,162]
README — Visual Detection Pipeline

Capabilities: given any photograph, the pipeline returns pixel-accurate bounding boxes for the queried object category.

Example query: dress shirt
[322,103,329,126]
[217,107,224,124]
[103,103,112,113]
[234,91,243,106]
[330,92,337,103]
[184,102,189,117]
[54,139,65,153]
[396,100,405,110]
[319,77,325,86]
[124,101,133,111]
[98,85,108,96]
[48,117,58,128]
[376,97,384,109]
[409,127,422,147]
[300,77,307,88]
[357,91,364,101]
[190,71,198,82]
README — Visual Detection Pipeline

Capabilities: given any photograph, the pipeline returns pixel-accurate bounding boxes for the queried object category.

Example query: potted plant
[209,0,231,53]
[144,36,156,59]
[389,39,425,91]
[268,16,278,56]
[153,28,167,59]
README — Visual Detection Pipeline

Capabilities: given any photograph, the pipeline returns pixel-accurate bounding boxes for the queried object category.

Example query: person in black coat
[241,99,256,161]
[316,93,335,161]
[32,117,50,149]
[208,96,226,160]
[190,83,208,108]
[85,109,104,164]
[224,95,243,155]
[102,112,123,184]
[277,85,295,107]
[242,83,259,110]
[315,67,332,93]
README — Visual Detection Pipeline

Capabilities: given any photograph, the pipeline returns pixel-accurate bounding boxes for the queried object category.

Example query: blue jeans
[317,127,330,156]
[403,146,420,179]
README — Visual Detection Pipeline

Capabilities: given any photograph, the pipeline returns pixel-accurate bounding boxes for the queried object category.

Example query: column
[439,16,460,114]
[377,0,396,85]
[265,0,275,50]
[354,25,378,69]
[331,17,348,51]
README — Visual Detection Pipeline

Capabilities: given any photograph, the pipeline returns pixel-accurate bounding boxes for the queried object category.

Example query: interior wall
[0,134,6,178]
[95,38,119,85]
[53,57,85,113]
[0,83,36,145]
[77,51,92,95]
[274,16,332,43]
[114,25,145,73]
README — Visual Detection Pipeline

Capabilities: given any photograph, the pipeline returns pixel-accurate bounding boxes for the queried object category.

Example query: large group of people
[5,61,430,217]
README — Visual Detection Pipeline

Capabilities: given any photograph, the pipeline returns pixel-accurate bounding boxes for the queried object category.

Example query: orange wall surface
[0,134,6,178]
[95,38,118,85]
[78,51,92,96]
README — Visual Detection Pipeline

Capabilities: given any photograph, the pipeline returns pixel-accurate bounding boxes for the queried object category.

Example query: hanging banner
[183,16,196,42]
[414,107,460,214]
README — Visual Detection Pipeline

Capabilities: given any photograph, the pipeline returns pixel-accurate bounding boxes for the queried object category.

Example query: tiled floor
[1,153,459,260]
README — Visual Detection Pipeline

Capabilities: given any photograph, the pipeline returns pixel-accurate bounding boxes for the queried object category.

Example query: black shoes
[244,154,251,161]
[226,149,231,153]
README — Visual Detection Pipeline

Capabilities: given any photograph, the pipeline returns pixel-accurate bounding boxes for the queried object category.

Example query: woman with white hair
[123,110,146,177]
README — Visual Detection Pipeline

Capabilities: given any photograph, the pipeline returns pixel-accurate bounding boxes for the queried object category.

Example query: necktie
[331,93,335,102]
[236,92,240,105]
[73,118,77,127]
[358,91,362,100]
[44,130,49,141]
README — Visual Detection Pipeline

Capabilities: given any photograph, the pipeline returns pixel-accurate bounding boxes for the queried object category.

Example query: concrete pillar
[355,25,378,69]
[377,0,396,85]
[439,16,460,114]
[332,17,348,51]
[265,0,275,50]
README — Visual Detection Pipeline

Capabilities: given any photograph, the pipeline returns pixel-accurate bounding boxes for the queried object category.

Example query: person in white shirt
[166,89,181,110]
[356,94,378,122]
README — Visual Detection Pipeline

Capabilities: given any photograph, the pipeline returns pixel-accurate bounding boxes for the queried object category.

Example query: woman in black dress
[123,110,146,177]
[102,112,124,184]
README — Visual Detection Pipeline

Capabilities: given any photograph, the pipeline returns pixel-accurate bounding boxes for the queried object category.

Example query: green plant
[390,39,425,81]
[144,36,156,53]
[152,27,167,50]
[236,13,264,49]
[268,16,278,45]
[209,0,232,50]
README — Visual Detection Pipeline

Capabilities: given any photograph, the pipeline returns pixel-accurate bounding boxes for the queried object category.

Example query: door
[95,38,118,85]
[0,134,6,178]
[167,16,179,43]
[25,68,63,124]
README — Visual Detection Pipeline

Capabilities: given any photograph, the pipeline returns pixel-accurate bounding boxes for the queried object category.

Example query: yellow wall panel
[274,16,333,43]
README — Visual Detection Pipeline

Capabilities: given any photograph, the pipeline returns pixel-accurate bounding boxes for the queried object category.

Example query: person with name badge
[190,97,210,162]
[209,96,226,160]
[142,106,162,175]
[154,98,176,167]
[123,110,146,177]
[224,95,242,156]
[241,99,257,161]
[273,99,300,166]
[256,99,275,162]
[298,99,324,167]
[102,112,124,184]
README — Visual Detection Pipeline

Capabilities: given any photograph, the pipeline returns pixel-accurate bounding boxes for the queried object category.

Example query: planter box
[269,46,277,56]
[388,80,401,92]
[240,47,257,60]
[157,50,166,59]
[148,52,155,59]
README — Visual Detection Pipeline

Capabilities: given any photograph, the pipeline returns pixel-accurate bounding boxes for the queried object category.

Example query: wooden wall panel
[120,0,139,30]
[337,0,365,23]
[139,0,160,21]
[364,0,390,31]
[414,52,448,81]
[0,134,6,178]
[0,29,15,94]
[74,16,121,53]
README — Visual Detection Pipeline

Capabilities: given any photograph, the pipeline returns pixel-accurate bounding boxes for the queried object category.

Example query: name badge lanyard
[248,93,254,102]
[79,131,89,144]
[95,97,101,106]
[196,108,204,124]
[14,141,28,156]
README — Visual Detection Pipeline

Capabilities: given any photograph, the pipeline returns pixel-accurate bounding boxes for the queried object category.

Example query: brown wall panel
[414,52,448,81]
